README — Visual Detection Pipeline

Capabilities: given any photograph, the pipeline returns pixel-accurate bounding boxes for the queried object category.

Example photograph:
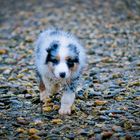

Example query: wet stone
[101,131,113,139]
[135,131,140,137]
[112,125,123,132]
[24,94,32,99]
[17,117,29,125]
[94,128,102,133]
[37,130,48,137]
[133,91,140,97]
[99,115,110,121]
[65,133,75,140]
[88,91,102,98]
[10,99,22,109]
[79,128,94,137]
[95,133,102,140]
[86,120,95,125]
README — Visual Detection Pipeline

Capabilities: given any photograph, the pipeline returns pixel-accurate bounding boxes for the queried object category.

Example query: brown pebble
[17,117,29,125]
[125,134,132,140]
[102,131,113,138]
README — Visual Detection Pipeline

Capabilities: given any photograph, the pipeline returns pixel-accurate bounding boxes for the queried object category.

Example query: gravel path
[0,0,140,139]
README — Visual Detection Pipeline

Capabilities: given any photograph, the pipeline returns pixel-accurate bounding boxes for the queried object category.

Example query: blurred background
[0,0,140,139]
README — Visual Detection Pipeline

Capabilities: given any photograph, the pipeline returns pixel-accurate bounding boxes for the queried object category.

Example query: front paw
[59,106,71,115]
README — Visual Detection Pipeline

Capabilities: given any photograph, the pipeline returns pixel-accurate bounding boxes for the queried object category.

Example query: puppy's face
[46,41,79,79]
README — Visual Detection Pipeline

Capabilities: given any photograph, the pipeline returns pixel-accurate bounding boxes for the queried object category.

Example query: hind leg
[39,80,48,102]
[39,79,60,102]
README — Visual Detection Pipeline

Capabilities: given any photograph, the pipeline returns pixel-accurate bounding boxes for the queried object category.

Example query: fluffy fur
[35,28,86,115]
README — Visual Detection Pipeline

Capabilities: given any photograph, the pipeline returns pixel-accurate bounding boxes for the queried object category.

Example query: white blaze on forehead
[54,36,70,79]
[59,36,70,46]
[58,46,69,60]
[58,37,69,61]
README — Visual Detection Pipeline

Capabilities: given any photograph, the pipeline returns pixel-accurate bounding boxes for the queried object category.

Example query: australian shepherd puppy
[35,29,86,115]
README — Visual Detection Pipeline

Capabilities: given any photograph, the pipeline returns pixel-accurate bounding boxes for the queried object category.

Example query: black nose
[59,72,66,78]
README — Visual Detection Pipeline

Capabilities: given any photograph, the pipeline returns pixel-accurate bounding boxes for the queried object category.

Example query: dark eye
[51,58,59,64]
[51,43,58,50]
[67,59,74,68]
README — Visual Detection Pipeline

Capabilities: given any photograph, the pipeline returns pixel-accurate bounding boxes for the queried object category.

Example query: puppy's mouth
[52,71,66,81]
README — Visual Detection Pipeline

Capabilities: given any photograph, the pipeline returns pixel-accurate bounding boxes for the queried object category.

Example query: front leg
[59,77,79,115]
[59,91,75,115]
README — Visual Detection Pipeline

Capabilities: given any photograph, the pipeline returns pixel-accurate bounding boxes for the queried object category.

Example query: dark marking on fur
[47,41,59,52]
[67,44,79,68]
[46,41,60,65]
[68,44,79,56]
[67,57,79,68]
[64,76,80,92]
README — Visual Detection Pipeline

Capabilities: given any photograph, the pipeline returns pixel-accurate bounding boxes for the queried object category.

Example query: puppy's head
[46,40,79,79]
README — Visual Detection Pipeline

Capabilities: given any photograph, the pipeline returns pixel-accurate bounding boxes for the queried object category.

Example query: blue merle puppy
[35,29,86,115]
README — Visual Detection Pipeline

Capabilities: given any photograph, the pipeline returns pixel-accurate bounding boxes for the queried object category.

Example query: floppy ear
[68,44,79,55]
[45,41,59,64]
